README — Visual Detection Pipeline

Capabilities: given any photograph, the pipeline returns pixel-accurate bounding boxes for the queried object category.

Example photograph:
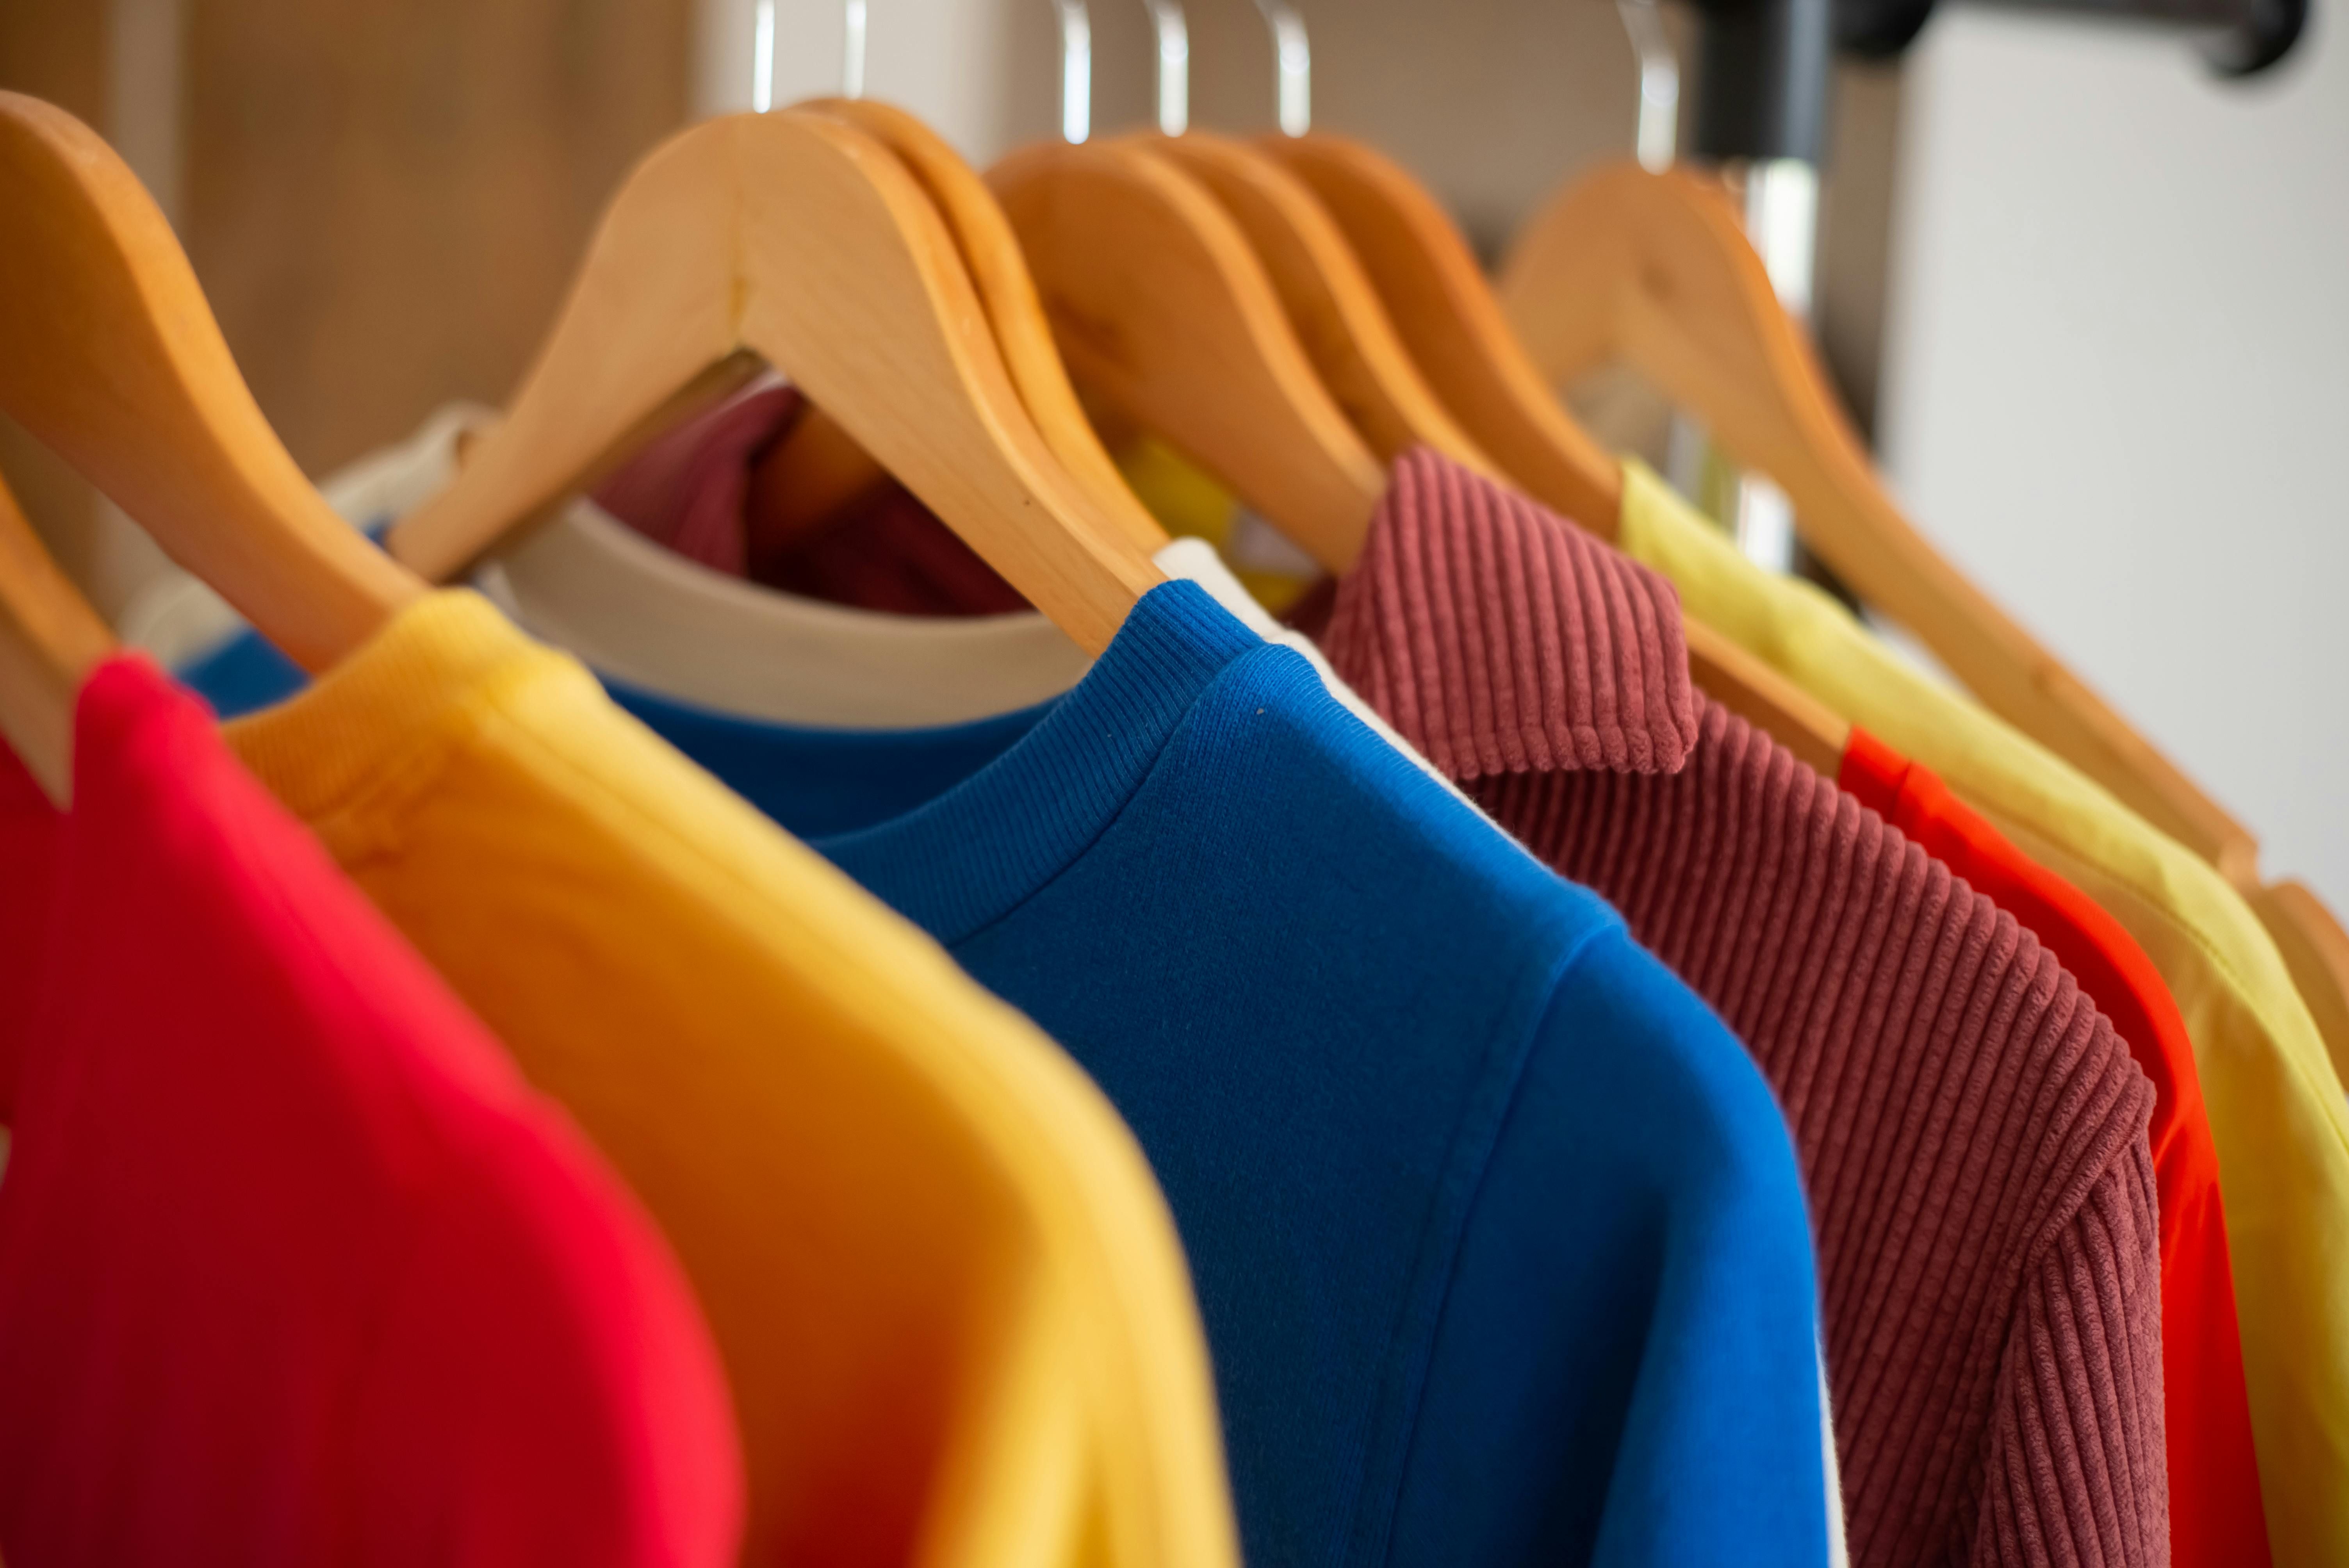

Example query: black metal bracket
[1834,0,2308,75]
[1686,0,2306,169]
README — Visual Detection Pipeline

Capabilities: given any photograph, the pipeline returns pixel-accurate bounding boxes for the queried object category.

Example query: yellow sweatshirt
[226,588,1239,1568]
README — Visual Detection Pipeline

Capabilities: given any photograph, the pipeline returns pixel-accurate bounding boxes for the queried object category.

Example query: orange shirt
[1841,727,2267,1568]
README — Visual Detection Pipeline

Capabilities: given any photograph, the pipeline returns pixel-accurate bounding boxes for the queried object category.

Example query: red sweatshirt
[0,657,741,1565]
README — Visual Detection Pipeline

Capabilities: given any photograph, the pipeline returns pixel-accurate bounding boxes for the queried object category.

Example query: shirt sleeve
[1977,1133,2169,1568]
[351,1106,743,1568]
[1385,923,1836,1568]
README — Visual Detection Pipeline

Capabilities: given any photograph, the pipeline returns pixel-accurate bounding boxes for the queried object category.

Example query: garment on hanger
[570,574,1836,1566]
[1837,728,2267,1568]
[1612,458,2349,1568]
[0,656,740,1567]
[1298,451,2169,1568]
[162,403,1468,805]
[166,481,1838,1561]
[173,590,1240,1568]
[717,434,2170,1567]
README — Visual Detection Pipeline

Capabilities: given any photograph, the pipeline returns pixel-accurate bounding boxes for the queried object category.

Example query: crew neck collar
[772,578,1260,946]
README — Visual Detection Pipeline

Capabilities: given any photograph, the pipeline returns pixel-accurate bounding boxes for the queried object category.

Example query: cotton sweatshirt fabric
[1839,727,2267,1568]
[186,593,1242,1568]
[0,656,741,1567]
[1613,457,2349,1567]
[515,576,1839,1568]
[1289,451,2166,1568]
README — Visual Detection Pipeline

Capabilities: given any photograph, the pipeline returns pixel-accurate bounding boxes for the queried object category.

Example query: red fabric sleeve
[1841,725,2269,1568]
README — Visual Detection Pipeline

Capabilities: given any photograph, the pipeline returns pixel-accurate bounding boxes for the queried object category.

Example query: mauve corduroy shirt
[1838,729,2266,1568]
[1303,451,2169,1568]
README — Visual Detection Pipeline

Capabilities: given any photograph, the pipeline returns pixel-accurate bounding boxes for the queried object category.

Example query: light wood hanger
[1249,133,1845,767]
[1139,129,1504,479]
[1256,134,1625,537]
[0,469,114,807]
[387,109,1160,656]
[0,91,422,677]
[987,137,1387,572]
[789,96,1169,553]
[1498,159,2260,883]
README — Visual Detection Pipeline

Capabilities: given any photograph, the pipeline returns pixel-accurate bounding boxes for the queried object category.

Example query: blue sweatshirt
[187,581,1830,1568]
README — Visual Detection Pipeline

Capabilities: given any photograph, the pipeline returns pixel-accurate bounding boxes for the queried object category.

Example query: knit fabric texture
[1839,729,2265,1568]
[1311,449,2169,1568]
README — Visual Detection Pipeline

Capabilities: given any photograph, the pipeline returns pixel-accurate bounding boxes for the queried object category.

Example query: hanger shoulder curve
[0,470,113,806]
[393,109,1158,655]
[1499,159,2256,874]
[1142,130,1502,480]
[0,92,419,674]
[988,137,1385,573]
[801,98,1166,554]
[387,121,744,583]
[1256,133,1624,536]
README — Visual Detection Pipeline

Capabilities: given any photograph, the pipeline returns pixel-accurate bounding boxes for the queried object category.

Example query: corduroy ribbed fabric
[1839,729,2266,1568]
[1310,451,2168,1568]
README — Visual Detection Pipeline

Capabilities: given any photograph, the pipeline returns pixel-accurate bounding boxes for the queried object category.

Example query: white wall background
[1882,6,2349,901]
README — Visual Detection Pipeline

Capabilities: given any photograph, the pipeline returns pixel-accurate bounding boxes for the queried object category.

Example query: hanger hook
[1250,0,1310,136]
[1049,1,1093,143]
[1141,0,1189,136]
[1616,0,1679,171]
[843,0,868,98]
[752,0,778,111]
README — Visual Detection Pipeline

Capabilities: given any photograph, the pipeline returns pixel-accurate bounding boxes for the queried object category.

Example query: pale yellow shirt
[1617,458,2349,1565]
[224,589,1239,1568]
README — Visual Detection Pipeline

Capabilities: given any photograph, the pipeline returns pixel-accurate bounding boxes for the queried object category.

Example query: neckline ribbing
[812,579,1259,946]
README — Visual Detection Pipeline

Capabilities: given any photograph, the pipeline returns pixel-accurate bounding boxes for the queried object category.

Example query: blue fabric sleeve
[178,627,307,720]
[1386,925,1830,1568]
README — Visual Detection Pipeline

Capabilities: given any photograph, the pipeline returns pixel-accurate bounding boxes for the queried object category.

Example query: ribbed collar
[1316,449,1700,781]
[814,578,1260,946]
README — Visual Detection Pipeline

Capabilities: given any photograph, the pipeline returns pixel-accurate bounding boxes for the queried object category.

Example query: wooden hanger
[0,469,114,807]
[0,92,421,676]
[788,96,1169,553]
[987,137,1387,572]
[1138,130,1504,479]
[1255,134,1625,537]
[1248,133,1845,766]
[1498,159,2259,882]
[387,109,1160,656]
